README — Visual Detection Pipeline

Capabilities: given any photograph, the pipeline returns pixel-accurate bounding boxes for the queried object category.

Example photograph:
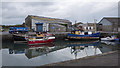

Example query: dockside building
[97,17,120,32]
[25,15,72,32]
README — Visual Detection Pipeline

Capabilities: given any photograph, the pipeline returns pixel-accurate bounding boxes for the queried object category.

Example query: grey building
[97,17,120,32]
[25,15,72,32]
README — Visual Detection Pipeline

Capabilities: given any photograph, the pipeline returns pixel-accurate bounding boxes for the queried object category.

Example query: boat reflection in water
[25,43,55,59]
[101,40,120,46]
[24,40,102,59]
[3,39,119,66]
[5,40,104,66]
[9,43,28,54]
[67,40,102,59]
[25,43,67,59]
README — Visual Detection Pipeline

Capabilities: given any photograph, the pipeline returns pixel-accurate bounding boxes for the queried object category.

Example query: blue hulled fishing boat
[67,31,100,40]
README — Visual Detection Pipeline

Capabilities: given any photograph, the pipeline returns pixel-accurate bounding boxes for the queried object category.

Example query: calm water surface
[1,39,119,66]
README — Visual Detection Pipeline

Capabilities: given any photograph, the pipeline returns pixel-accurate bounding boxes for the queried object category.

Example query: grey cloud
[1,2,118,25]
[64,2,118,23]
[24,2,55,6]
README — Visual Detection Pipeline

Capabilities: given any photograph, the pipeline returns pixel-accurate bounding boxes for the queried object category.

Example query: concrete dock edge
[43,50,118,66]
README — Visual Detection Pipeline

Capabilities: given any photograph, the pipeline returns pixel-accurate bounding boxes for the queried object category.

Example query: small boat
[28,33,55,45]
[100,36,118,41]
[67,30,100,40]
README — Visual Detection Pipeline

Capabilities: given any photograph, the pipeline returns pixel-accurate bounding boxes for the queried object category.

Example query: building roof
[26,15,72,23]
[99,17,120,25]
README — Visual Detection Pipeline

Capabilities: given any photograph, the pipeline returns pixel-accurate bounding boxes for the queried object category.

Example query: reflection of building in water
[68,41,102,59]
[25,43,67,59]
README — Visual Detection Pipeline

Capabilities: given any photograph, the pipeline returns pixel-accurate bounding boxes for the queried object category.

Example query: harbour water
[1,39,119,66]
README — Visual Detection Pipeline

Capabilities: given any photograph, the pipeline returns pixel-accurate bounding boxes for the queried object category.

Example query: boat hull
[100,37,118,41]
[28,36,55,45]
[13,35,26,41]
[100,38,115,41]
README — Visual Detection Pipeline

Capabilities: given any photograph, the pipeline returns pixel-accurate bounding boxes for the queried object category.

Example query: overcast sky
[1,0,119,25]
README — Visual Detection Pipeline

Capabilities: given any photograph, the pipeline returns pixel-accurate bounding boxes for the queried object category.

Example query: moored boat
[67,30,100,40]
[28,33,55,45]
[100,36,118,41]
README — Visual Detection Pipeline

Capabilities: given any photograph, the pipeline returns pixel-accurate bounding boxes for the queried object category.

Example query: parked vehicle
[9,27,28,34]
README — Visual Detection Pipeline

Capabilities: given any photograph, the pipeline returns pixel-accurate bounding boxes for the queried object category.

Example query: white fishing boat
[101,36,115,41]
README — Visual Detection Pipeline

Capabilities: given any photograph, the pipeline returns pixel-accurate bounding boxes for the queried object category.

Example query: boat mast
[94,19,97,33]
[75,20,77,27]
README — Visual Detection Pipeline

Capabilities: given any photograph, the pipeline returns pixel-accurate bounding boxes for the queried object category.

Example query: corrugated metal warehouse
[25,15,72,32]
[97,17,120,32]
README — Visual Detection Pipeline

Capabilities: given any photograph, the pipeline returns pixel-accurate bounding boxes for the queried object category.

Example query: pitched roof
[99,17,120,23]
[99,17,120,27]
[104,17,120,23]
[27,15,71,23]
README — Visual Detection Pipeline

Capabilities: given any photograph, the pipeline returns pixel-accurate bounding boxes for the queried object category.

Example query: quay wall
[1,33,68,41]
[2,34,13,42]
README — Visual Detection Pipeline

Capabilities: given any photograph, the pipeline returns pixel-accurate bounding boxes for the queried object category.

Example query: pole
[94,19,97,33]
[94,46,97,55]
[75,20,77,27]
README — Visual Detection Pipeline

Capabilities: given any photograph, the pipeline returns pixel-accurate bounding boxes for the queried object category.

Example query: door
[37,24,43,32]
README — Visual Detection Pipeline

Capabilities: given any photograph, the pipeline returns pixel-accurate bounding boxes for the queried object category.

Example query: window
[88,27,90,30]
[86,27,88,30]
[84,27,86,30]
[9,28,12,30]
[90,27,91,30]
[91,27,93,29]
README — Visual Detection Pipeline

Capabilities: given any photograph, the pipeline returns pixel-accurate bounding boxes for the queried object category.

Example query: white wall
[32,19,50,31]
[43,23,49,31]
